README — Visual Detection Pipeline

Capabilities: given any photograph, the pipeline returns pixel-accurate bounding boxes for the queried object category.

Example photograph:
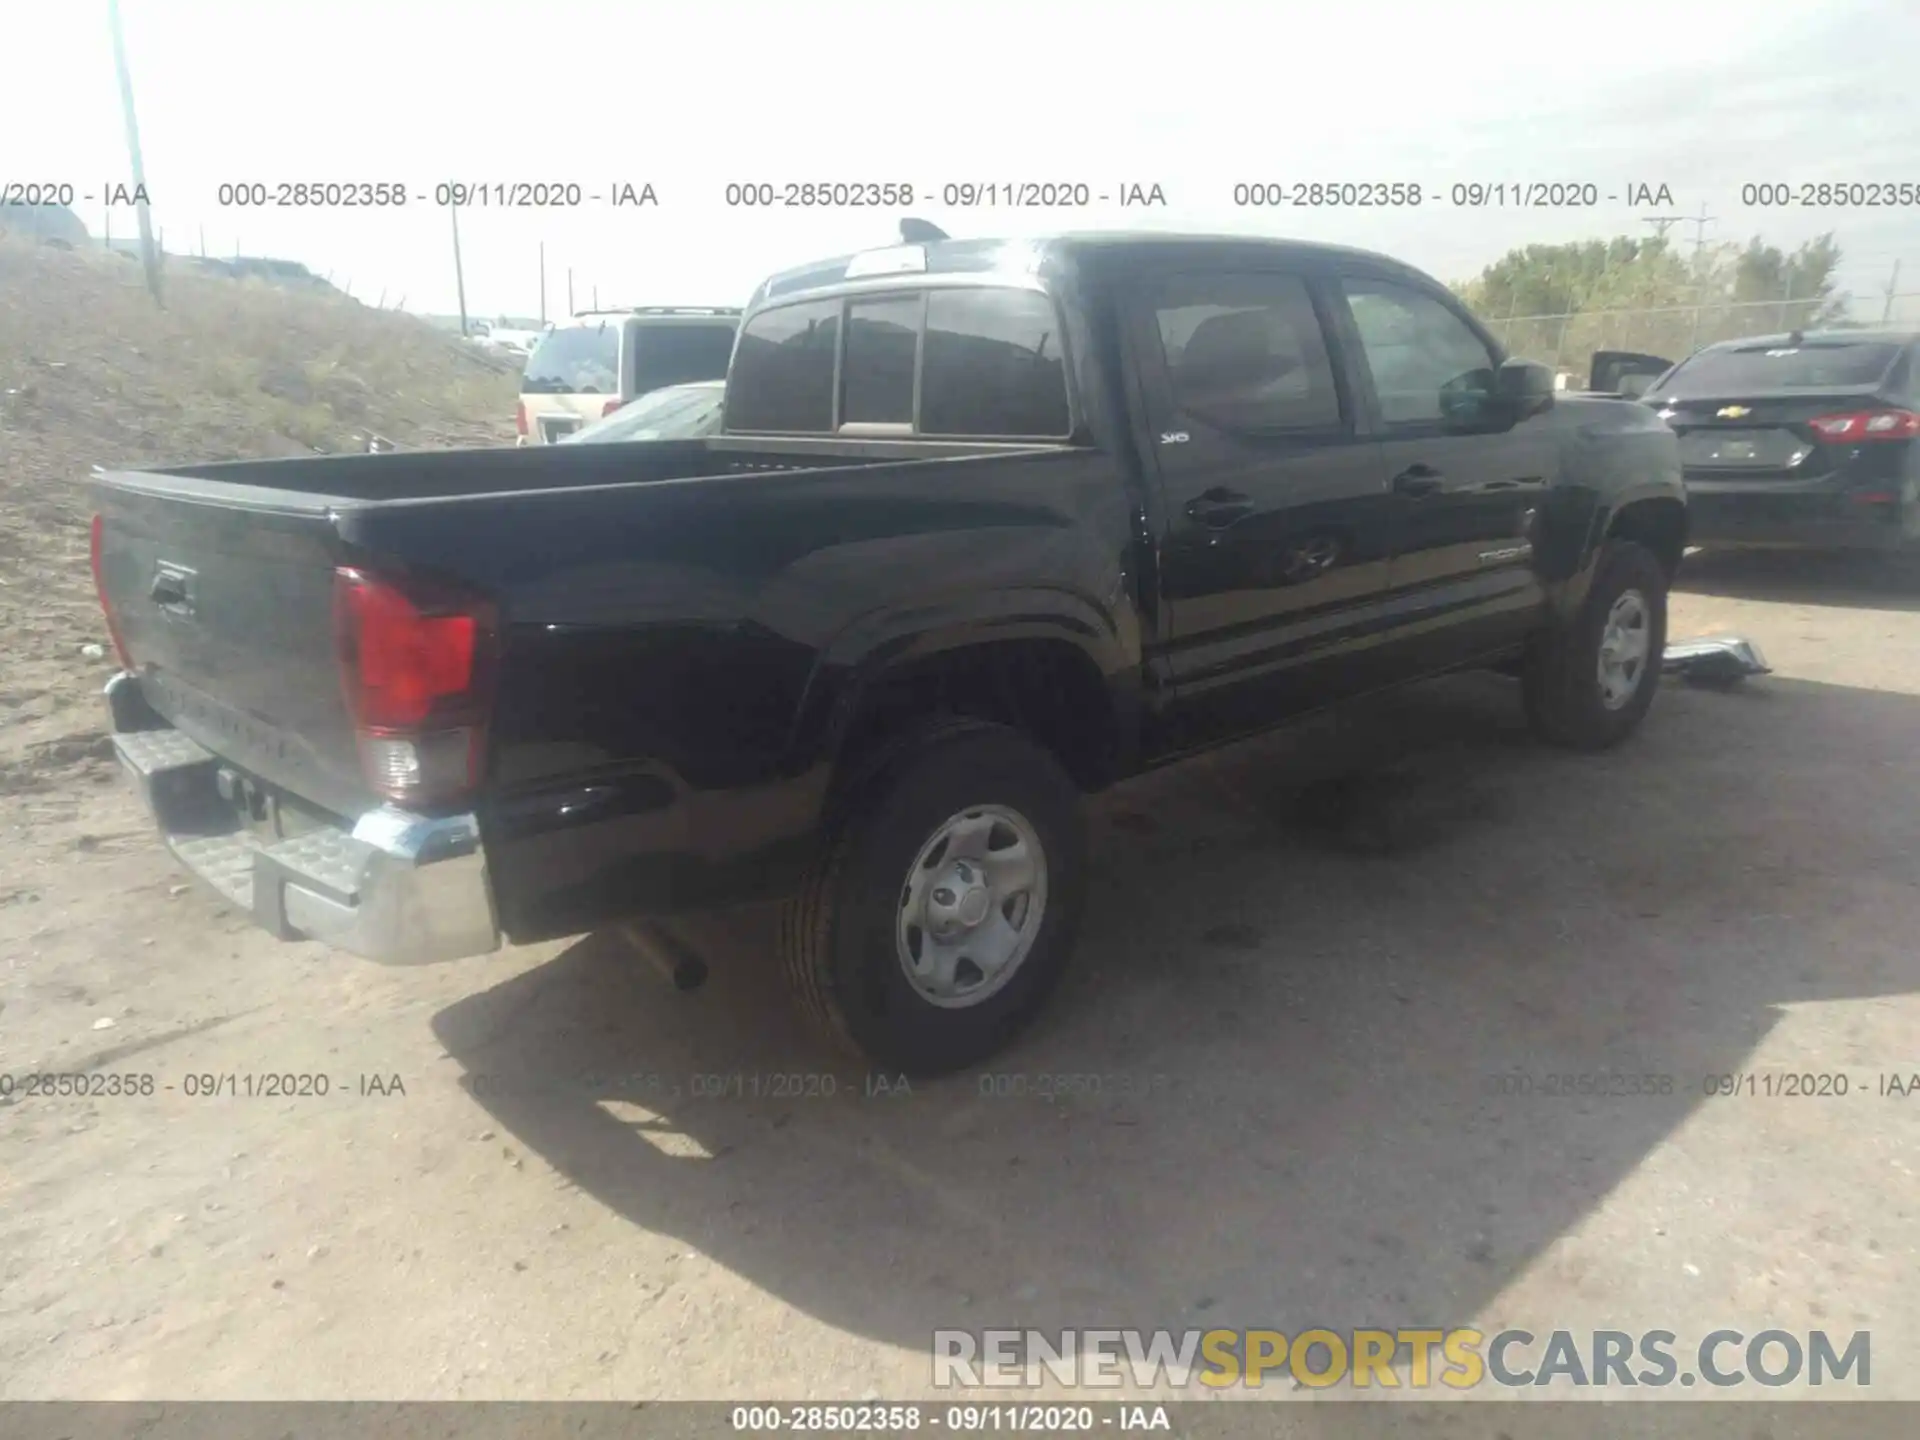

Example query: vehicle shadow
[431,668,1920,1353]
[1677,546,1920,612]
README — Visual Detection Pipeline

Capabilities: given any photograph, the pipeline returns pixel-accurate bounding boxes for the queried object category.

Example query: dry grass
[0,235,520,758]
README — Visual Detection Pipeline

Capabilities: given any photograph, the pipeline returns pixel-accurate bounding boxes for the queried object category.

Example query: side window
[920,289,1071,438]
[842,295,920,426]
[1341,279,1496,425]
[725,300,839,432]
[631,323,738,394]
[1152,273,1341,432]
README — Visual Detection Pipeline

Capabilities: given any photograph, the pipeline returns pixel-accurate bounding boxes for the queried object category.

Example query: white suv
[516,307,739,444]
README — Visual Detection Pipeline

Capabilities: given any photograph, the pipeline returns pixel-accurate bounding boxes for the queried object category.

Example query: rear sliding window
[522,322,621,394]
[1657,341,1902,397]
[725,286,1071,438]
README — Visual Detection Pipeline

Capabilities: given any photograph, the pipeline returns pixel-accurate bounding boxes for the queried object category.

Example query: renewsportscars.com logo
[932,1328,1871,1391]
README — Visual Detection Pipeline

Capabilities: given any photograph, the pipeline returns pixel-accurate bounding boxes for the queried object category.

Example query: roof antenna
[899,218,948,244]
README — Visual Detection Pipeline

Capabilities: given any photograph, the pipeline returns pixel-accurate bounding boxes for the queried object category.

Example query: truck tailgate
[91,475,371,818]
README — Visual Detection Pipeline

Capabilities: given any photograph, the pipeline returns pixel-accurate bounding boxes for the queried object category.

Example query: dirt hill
[0,235,520,790]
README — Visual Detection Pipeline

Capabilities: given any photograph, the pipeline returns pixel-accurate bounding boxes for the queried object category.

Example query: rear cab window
[724,285,1072,439]
[1654,340,1904,398]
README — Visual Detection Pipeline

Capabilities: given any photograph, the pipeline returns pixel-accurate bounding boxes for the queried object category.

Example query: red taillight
[89,513,135,669]
[515,400,528,436]
[1808,408,1920,443]
[601,399,626,418]
[332,567,498,806]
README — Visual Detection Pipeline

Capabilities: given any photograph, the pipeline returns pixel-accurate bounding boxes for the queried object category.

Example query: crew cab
[87,229,1686,1073]
[1629,330,1920,551]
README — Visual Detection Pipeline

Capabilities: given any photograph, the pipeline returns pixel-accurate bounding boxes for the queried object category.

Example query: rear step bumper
[106,673,501,964]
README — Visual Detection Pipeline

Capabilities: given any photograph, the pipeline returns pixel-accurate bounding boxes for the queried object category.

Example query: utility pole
[450,199,469,336]
[107,0,162,305]
[1685,203,1718,262]
[1642,214,1684,242]
[1684,203,1720,352]
[1883,261,1903,325]
[539,242,547,326]
[567,267,575,315]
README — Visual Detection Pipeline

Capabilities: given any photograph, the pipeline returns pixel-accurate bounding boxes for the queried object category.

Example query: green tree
[1722,233,1847,329]
[1454,231,1850,369]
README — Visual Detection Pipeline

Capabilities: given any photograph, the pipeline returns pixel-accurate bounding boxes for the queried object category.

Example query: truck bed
[88,436,1088,825]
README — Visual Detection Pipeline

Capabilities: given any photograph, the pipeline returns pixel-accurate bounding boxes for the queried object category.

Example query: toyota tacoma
[87,229,1687,1073]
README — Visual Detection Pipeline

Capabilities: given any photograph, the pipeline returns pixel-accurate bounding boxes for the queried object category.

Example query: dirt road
[2,549,1916,1401]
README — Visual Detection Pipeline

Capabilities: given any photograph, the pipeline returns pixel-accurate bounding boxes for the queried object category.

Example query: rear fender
[789,587,1141,776]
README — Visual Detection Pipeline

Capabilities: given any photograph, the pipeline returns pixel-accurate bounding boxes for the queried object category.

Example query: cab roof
[747,231,1441,309]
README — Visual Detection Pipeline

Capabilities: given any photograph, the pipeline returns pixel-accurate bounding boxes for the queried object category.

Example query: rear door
[1330,273,1554,673]
[1128,268,1395,747]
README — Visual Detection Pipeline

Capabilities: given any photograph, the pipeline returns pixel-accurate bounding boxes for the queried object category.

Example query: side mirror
[1495,358,1556,421]
[1439,361,1552,432]
[1589,350,1674,395]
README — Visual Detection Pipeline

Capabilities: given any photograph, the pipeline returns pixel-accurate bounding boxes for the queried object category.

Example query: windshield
[1654,340,1901,398]
[521,322,620,394]
[563,384,726,443]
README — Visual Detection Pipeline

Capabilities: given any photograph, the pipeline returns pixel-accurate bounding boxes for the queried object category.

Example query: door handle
[1185,487,1254,527]
[1392,464,1444,498]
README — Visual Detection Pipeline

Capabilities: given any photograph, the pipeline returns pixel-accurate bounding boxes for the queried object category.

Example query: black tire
[780,718,1087,1076]
[1523,539,1668,751]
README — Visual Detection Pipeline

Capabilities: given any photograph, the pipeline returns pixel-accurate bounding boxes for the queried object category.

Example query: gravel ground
[1,548,1916,1402]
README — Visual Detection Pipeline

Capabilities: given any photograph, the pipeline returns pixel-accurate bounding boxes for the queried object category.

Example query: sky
[6,0,1918,322]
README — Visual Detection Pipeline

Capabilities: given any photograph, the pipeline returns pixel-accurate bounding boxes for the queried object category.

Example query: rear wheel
[780,719,1087,1075]
[1523,539,1668,750]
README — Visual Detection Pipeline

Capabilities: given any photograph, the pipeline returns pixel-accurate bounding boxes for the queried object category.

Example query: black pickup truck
[88,230,1685,1073]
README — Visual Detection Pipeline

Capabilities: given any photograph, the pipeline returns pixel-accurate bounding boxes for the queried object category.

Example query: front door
[1129,269,1395,749]
[1331,274,1554,674]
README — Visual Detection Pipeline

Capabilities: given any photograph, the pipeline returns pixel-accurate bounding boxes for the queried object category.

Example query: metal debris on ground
[1662,636,1771,685]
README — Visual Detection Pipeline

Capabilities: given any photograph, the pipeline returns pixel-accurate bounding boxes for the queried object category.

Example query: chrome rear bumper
[107,673,501,964]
